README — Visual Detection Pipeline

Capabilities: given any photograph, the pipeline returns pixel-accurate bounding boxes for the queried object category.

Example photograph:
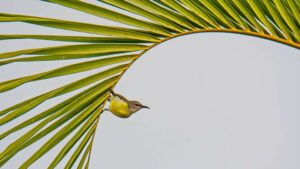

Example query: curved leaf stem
[89,28,300,167]
[118,28,300,89]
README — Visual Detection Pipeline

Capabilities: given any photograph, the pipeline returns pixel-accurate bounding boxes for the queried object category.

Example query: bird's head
[128,100,150,113]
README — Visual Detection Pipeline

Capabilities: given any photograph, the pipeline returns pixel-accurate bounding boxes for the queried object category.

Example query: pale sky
[1,1,300,169]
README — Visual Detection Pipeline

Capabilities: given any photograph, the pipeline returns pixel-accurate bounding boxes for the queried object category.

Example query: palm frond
[1,0,299,168]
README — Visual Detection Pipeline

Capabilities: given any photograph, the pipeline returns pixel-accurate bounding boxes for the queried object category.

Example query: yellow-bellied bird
[108,90,149,118]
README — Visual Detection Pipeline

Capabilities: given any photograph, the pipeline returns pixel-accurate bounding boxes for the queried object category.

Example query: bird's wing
[113,93,129,102]
[110,90,130,102]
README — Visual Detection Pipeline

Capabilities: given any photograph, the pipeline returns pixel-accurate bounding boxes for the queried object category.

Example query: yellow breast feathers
[109,96,130,118]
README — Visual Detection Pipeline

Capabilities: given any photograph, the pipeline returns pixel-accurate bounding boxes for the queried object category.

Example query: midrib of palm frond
[0,0,299,168]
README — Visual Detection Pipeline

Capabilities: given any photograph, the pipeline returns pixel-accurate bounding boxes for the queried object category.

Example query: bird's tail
[110,89,116,96]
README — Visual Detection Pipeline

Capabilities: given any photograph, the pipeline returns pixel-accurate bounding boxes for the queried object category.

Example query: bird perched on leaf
[107,90,149,118]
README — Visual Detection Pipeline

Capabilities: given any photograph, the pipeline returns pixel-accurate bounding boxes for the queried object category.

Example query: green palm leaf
[1,0,299,168]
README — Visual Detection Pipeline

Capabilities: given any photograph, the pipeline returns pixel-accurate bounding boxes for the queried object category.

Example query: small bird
[107,90,149,118]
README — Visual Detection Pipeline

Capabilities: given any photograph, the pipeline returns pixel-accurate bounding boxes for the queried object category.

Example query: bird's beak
[141,105,150,109]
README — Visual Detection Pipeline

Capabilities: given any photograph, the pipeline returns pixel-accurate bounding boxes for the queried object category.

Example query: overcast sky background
[1,1,300,169]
